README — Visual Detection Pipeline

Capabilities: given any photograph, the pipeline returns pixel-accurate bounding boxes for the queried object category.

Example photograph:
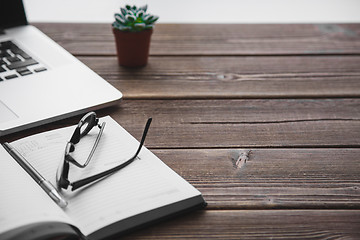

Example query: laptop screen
[0,0,28,29]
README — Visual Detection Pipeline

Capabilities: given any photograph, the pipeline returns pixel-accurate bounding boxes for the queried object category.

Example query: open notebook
[0,116,206,240]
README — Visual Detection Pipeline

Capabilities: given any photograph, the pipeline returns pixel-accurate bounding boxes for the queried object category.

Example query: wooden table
[2,23,360,239]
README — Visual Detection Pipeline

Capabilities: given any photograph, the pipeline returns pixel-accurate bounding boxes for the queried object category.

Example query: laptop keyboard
[0,40,47,82]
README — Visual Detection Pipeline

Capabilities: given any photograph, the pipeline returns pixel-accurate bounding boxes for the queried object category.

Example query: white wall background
[24,0,360,23]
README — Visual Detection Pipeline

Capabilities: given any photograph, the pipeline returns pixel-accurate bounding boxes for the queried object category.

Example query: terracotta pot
[112,28,153,67]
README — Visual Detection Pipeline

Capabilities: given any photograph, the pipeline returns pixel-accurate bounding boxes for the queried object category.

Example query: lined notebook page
[0,146,74,234]
[11,116,201,236]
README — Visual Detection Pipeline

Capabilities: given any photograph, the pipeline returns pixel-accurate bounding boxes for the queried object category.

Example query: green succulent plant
[112,5,159,32]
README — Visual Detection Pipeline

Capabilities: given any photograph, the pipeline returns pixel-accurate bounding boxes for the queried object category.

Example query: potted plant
[112,5,159,67]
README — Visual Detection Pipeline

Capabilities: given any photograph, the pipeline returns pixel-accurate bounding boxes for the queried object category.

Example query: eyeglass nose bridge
[65,142,89,168]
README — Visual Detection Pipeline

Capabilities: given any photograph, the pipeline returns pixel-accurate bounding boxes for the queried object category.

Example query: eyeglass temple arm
[70,118,152,191]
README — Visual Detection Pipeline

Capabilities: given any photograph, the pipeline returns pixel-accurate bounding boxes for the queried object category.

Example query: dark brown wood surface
[2,23,360,239]
[34,23,360,56]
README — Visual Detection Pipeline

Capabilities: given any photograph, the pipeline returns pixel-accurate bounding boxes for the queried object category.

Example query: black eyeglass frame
[56,112,105,190]
[56,112,152,191]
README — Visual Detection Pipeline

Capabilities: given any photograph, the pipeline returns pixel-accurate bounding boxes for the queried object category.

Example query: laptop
[0,0,122,136]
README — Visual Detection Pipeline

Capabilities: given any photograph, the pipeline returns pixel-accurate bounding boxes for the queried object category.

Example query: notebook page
[11,116,201,236]
[0,146,74,234]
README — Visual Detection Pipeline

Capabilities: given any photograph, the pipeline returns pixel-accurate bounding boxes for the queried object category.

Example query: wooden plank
[111,99,360,148]
[2,99,360,148]
[119,210,360,239]
[78,56,360,99]
[33,23,360,56]
[151,148,360,209]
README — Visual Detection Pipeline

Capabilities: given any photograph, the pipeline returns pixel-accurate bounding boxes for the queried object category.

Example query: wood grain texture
[151,148,360,209]
[112,99,360,148]
[120,210,360,240]
[2,99,359,148]
[33,23,360,56]
[77,55,360,99]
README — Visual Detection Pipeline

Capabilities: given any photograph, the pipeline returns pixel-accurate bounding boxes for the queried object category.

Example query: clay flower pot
[112,28,153,67]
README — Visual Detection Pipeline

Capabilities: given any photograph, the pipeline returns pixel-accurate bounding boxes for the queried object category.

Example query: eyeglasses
[56,112,152,191]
